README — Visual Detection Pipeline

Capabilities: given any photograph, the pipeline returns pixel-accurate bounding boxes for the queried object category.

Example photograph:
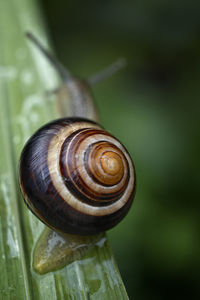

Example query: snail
[19,33,136,274]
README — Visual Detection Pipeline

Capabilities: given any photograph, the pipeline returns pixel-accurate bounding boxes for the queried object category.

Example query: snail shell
[19,117,136,235]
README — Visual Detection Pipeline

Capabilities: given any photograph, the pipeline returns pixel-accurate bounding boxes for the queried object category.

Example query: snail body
[20,33,136,273]
[57,78,99,121]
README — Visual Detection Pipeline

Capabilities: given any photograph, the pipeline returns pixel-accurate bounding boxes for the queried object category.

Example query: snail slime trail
[19,33,136,274]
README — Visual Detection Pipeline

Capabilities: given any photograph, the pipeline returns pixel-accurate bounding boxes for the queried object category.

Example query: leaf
[0,0,129,298]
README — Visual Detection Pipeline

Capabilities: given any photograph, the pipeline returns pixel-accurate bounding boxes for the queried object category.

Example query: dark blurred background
[39,1,200,299]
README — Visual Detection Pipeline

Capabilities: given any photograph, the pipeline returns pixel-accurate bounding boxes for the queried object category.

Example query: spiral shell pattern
[19,118,136,235]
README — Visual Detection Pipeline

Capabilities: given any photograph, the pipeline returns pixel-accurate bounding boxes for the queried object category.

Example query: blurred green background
[40,1,200,299]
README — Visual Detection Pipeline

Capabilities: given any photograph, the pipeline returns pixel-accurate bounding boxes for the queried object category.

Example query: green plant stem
[0,0,129,299]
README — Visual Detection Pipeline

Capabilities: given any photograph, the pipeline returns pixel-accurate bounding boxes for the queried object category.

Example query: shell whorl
[19,118,136,235]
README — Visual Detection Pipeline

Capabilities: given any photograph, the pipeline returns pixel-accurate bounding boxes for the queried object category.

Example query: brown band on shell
[84,141,126,186]
[59,129,129,205]
[47,121,135,216]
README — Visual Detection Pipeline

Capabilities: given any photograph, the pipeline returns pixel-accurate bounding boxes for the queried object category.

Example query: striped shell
[19,118,136,235]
